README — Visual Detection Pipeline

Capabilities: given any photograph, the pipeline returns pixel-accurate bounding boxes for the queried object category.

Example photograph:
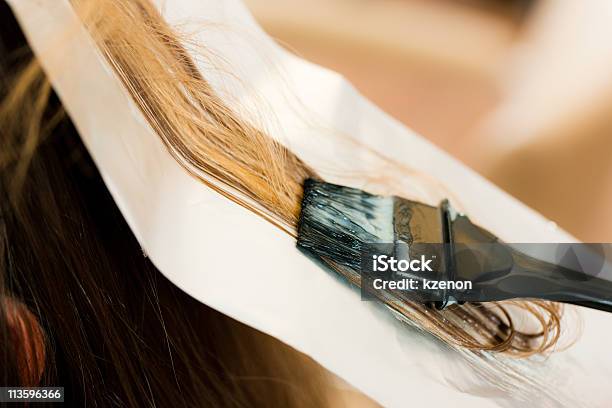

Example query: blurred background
[243,0,612,242]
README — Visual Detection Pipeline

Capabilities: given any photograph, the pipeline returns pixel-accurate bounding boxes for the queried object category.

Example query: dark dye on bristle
[297,179,394,270]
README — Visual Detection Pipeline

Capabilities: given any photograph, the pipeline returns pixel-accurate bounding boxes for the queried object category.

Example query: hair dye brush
[297,179,612,313]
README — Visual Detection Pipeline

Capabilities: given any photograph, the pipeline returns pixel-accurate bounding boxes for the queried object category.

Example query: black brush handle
[447,211,612,313]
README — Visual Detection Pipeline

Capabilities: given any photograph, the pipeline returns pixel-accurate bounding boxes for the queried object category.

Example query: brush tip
[297,179,394,269]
